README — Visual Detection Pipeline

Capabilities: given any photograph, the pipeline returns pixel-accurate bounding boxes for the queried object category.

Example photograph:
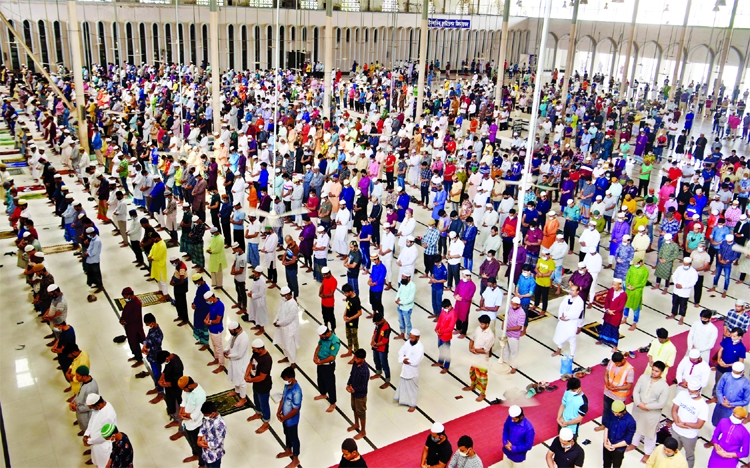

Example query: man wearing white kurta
[83,393,117,468]
[273,286,300,365]
[674,349,711,394]
[60,131,75,167]
[578,220,601,257]
[686,310,719,363]
[583,250,603,305]
[231,175,247,210]
[397,211,416,253]
[247,266,269,332]
[551,285,585,358]
[224,321,251,407]
[479,204,499,250]
[394,329,425,411]
[397,236,418,279]
[380,222,396,288]
[497,194,515,227]
[332,206,351,256]
[260,227,278,277]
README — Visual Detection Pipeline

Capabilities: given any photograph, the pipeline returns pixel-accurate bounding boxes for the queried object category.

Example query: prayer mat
[3,162,28,168]
[42,244,76,255]
[581,322,624,341]
[0,231,16,240]
[114,292,166,311]
[58,169,74,175]
[8,168,23,175]
[0,158,25,164]
[18,184,45,192]
[205,389,251,416]
[594,290,608,308]
[19,193,46,200]
[498,310,549,324]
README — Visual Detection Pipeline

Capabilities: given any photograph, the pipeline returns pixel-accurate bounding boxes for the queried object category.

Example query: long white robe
[248,277,269,326]
[231,178,247,210]
[84,402,117,468]
[273,298,300,363]
[398,244,418,278]
[479,210,500,248]
[60,136,74,167]
[553,295,584,356]
[397,217,416,251]
[227,330,251,394]
[332,208,351,255]
[380,231,396,283]
[394,340,425,407]
[261,232,278,270]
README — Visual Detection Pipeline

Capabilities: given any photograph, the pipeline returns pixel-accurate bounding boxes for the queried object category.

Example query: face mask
[430,436,441,443]
[683,265,690,270]
[588,226,594,230]
[522,272,530,278]
[284,379,292,386]
[634,264,642,268]
[731,415,743,424]
[401,279,409,286]
[125,298,131,302]
[578,269,585,274]
[457,451,468,458]
[698,247,705,252]
[733,372,743,379]
[733,338,741,344]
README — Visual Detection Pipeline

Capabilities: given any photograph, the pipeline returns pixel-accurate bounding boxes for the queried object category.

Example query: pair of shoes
[561,374,573,381]
[601,358,610,366]
[573,367,592,379]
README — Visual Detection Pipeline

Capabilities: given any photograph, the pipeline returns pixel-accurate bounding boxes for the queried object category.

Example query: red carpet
[361,320,726,467]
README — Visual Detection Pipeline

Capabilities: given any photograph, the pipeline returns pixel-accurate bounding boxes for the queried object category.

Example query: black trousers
[316,363,337,403]
[221,218,231,245]
[455,318,469,336]
[86,262,102,288]
[322,305,336,331]
[234,229,245,250]
[564,222,578,251]
[268,264,278,284]
[175,290,189,322]
[130,240,144,264]
[603,449,625,468]
[370,290,384,315]
[184,427,204,465]
[372,222,381,246]
[424,252,436,276]
[502,239,513,264]
[386,171,394,190]
[671,295,689,317]
[235,279,247,309]
[534,285,550,312]
[694,275,704,304]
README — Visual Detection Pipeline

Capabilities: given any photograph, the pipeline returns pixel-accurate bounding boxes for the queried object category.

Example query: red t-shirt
[321,276,338,308]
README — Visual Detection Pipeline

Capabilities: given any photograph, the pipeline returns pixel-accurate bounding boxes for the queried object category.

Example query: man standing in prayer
[274,286,300,367]
[644,436,689,467]
[502,405,535,467]
[245,339,273,434]
[69,366,98,436]
[454,270,477,339]
[628,361,670,463]
[198,401,227,467]
[601,400,636,468]
[557,377,589,440]
[421,422,453,468]
[596,279,627,351]
[204,291,226,374]
[394,329,424,412]
[157,351,184,440]
[277,366,302,468]
[346,349,370,440]
[192,275,211,350]
[170,255,190,326]
[230,242,248,316]
[207,227,228,288]
[397,235,418,279]
[140,313,164,404]
[463,314,494,402]
[653,233,681,294]
[247,266,269,335]
[671,378,708,468]
[667,258,698,325]
[687,309,718,362]
[711,361,750,427]
[551,284,585,358]
[84,227,103,293]
[623,257,649,331]
[261,225,279,288]
[102,424,134,468]
[675,349,711,394]
[225,321,251,408]
[707,406,750,468]
[313,325,340,413]
[149,237,169,297]
[546,428,585,468]
[647,328,678,379]
[119,287,145,368]
[177,376,207,464]
[394,274,416,340]
[83,394,117,468]
[595,352,635,433]
[433,299,458,374]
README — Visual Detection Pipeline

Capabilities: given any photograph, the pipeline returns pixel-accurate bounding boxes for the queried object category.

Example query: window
[341,0,360,11]
[178,24,185,64]
[23,21,35,71]
[301,0,318,9]
[228,25,235,70]
[248,0,272,5]
[190,24,197,63]
[139,23,147,64]
[241,25,248,70]
[7,20,20,69]
[82,22,93,69]
[198,0,224,5]
[202,24,208,64]
[279,26,285,69]
[112,23,120,64]
[267,26,273,68]
[97,22,107,65]
[38,21,50,67]
[254,26,261,70]
[152,23,160,63]
[126,23,134,64]
[165,24,173,63]
[382,0,398,12]
[53,21,64,64]
[313,27,319,62]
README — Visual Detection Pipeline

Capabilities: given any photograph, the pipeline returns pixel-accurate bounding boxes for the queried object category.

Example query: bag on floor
[560,354,573,376]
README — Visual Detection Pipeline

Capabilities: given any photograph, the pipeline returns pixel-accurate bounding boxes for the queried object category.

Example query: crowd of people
[2,44,750,468]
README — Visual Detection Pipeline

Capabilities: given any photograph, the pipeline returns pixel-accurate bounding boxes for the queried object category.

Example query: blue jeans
[437,338,451,369]
[253,391,271,422]
[397,306,412,336]
[397,176,405,190]
[347,276,360,295]
[373,350,391,381]
[714,264,732,291]
[431,287,443,317]
[313,257,327,282]
[286,268,299,298]
[551,265,563,285]
[463,257,473,271]
[624,306,641,323]
[148,358,163,394]
[246,243,260,268]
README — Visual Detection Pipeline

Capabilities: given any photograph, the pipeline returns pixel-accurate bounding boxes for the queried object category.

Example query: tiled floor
[1,98,748,468]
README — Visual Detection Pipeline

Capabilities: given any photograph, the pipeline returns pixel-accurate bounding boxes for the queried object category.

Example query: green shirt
[118,160,129,178]
[317,334,341,361]
[395,281,417,311]
[639,164,652,180]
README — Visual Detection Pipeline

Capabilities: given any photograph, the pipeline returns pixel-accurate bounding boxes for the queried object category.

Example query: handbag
[560,354,574,376]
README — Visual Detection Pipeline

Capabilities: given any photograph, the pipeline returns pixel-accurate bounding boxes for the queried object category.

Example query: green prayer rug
[42,244,77,255]
[19,193,46,200]
[581,322,624,341]
[205,389,252,416]
[114,292,167,311]
[0,231,16,240]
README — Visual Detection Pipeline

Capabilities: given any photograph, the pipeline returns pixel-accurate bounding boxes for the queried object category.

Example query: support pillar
[713,0,740,102]
[210,0,220,133]
[618,0,640,100]
[323,0,333,120]
[559,0,580,112]
[415,0,428,119]
[494,0,511,107]
[66,0,89,153]
[668,0,691,101]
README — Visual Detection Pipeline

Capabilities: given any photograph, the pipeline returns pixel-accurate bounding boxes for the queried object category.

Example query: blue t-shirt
[561,390,589,434]
[207,301,225,334]
[718,337,747,372]
[369,263,386,292]
[282,382,303,426]
[232,210,246,230]
[432,264,448,291]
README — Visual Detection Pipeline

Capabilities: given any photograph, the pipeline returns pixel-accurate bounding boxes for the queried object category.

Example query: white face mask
[733,372,743,379]
[683,265,690,270]
[522,272,531,277]
[698,247,705,252]
[284,379,293,386]
[588,226,595,230]
[458,451,468,458]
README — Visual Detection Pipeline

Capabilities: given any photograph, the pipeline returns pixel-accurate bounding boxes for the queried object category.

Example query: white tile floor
[1,101,748,468]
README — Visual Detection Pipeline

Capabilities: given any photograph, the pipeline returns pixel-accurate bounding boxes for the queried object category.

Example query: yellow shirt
[69,350,91,394]
[646,447,688,468]
[535,258,556,288]
[646,338,677,380]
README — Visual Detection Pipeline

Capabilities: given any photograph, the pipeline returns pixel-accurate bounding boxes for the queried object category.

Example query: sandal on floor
[601,358,610,366]
[561,374,573,381]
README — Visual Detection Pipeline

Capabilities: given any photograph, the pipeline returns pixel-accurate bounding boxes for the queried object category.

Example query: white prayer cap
[227,321,239,330]
[192,215,199,222]
[430,422,445,434]
[559,428,574,441]
[22,231,30,238]
[663,233,672,241]
[737,300,746,306]
[210,227,218,233]
[254,266,263,272]
[317,226,325,232]
[578,261,586,268]
[449,232,457,238]
[637,225,645,231]
[231,241,240,249]
[688,349,701,359]
[508,405,522,417]
[47,284,59,293]
[612,278,622,283]
[588,220,597,226]
[733,362,746,373]
[687,378,702,391]
[461,269,471,276]
[383,222,391,228]
[539,191,546,197]
[35,253,45,259]
[24,245,34,252]
[317,325,328,335]
[203,291,214,300]
[321,267,330,274]
[556,234,564,239]
[712,209,720,215]
[683,257,692,264]
[726,234,735,242]
[86,393,101,405]
[183,202,190,208]
[279,286,292,295]
[548,211,556,216]
[252,339,265,348]
[406,235,415,242]
[567,199,574,205]
[410,329,421,336]
[511,296,521,304]
[169,254,180,262]
[86,227,95,234]
[622,235,631,241]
